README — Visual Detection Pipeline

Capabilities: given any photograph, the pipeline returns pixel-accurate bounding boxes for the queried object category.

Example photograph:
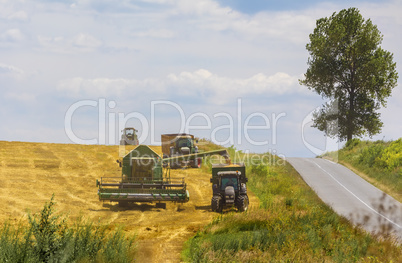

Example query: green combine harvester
[96,145,229,207]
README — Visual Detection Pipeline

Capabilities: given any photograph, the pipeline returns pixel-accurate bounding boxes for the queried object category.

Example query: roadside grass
[0,195,136,263]
[323,138,402,202]
[182,147,401,262]
[197,138,225,153]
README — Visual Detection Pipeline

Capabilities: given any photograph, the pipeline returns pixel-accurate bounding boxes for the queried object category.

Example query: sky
[1,0,401,158]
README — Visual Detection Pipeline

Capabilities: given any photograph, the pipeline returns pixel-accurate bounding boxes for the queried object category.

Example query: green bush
[378,138,402,171]
[334,138,402,199]
[27,195,68,262]
[345,138,361,149]
[358,143,385,167]
[250,163,268,177]
[0,195,136,263]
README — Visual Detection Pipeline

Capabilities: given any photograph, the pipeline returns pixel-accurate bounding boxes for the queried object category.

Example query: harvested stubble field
[0,141,258,262]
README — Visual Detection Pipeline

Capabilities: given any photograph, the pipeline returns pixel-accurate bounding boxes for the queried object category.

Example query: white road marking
[325,159,337,165]
[308,159,402,229]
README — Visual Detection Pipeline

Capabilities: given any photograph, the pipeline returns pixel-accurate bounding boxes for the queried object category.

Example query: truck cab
[161,133,201,169]
[171,136,197,155]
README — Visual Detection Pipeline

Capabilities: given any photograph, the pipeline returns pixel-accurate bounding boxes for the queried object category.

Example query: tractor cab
[210,164,249,212]
[120,127,139,145]
[125,128,135,136]
[220,174,239,191]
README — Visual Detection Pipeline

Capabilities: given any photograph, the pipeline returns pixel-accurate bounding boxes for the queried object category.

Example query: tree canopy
[300,7,398,141]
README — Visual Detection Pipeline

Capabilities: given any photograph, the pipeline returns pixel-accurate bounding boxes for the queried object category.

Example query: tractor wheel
[237,195,249,212]
[211,196,223,212]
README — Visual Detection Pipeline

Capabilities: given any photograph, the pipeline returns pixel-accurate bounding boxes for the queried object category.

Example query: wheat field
[0,141,257,262]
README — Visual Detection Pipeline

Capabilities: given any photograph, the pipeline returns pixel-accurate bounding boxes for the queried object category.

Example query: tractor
[120,127,139,145]
[210,164,249,212]
[161,134,201,169]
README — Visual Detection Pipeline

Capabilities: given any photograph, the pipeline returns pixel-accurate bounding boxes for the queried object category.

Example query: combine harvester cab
[96,145,189,208]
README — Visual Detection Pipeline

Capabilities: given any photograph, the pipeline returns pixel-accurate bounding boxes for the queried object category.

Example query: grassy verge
[323,138,402,202]
[0,195,136,263]
[182,148,401,262]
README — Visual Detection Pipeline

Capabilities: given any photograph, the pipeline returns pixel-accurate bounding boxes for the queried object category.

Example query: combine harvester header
[96,145,230,207]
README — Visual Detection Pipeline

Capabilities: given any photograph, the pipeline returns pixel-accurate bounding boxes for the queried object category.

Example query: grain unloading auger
[96,145,230,207]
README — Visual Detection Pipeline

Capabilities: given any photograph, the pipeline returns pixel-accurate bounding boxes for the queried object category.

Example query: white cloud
[132,29,175,39]
[5,92,35,102]
[53,0,315,46]
[57,77,136,97]
[57,69,304,105]
[167,70,303,100]
[7,10,28,21]
[37,33,102,53]
[360,0,402,25]
[172,0,233,17]
[37,35,67,53]
[73,33,102,48]
[158,0,315,44]
[0,63,24,75]
[1,28,24,42]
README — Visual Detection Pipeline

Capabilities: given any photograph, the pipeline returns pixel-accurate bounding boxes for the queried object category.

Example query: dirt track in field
[0,141,258,262]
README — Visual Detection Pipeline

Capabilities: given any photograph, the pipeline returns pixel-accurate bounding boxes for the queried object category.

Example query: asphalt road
[287,157,402,242]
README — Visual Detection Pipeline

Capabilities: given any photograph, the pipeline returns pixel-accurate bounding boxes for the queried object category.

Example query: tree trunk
[347,88,355,142]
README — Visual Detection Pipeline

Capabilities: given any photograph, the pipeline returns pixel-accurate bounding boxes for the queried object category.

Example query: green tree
[300,7,398,141]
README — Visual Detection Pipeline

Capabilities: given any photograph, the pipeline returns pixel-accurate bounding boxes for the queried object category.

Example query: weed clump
[378,138,402,171]
[0,195,136,263]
